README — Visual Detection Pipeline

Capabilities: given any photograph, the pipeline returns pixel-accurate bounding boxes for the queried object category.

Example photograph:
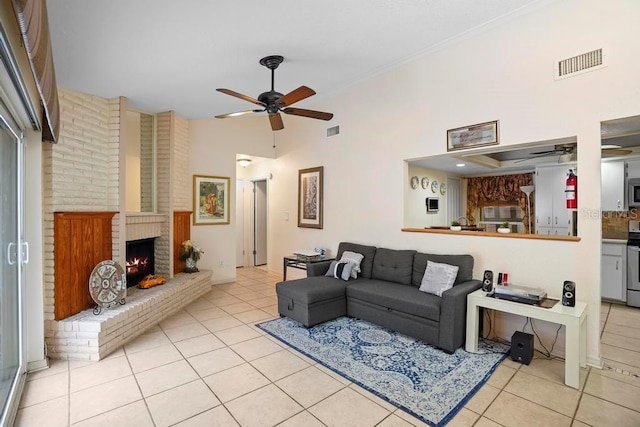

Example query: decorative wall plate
[89,260,126,308]
[440,183,447,195]
[431,180,438,193]
[410,176,419,189]
[421,177,429,189]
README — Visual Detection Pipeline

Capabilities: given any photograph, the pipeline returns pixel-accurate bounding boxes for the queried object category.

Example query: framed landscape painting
[193,175,230,225]
[298,166,323,229]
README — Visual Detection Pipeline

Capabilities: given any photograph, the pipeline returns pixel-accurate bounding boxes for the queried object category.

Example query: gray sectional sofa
[276,242,482,353]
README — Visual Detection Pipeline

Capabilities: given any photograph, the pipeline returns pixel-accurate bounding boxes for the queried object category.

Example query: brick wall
[173,114,190,211]
[156,112,172,276]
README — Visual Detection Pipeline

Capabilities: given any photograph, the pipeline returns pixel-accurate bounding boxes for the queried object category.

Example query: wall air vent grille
[556,48,605,79]
[327,125,340,137]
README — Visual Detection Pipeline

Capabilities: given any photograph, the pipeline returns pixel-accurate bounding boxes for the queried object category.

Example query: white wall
[189,118,275,283]
[405,165,452,228]
[189,0,640,365]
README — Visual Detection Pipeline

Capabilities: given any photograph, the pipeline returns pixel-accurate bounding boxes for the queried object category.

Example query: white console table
[465,289,587,389]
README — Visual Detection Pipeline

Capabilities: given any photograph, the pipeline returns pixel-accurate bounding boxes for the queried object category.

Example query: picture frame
[298,166,323,229]
[193,175,230,225]
[447,120,499,151]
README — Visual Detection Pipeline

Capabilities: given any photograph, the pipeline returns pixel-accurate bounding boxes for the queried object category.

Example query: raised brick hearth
[45,271,212,361]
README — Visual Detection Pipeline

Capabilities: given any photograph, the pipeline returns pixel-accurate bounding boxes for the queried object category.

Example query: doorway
[252,180,268,266]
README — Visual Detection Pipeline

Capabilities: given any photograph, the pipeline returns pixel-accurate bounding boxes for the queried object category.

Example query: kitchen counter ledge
[402,227,581,242]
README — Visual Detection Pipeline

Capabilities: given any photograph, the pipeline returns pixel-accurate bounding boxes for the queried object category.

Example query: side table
[283,255,333,281]
[465,288,587,389]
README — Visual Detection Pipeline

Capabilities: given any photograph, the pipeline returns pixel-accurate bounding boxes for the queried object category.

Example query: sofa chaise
[276,242,482,353]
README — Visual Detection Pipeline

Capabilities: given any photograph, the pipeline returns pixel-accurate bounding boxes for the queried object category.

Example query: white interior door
[235,179,244,267]
[253,180,267,266]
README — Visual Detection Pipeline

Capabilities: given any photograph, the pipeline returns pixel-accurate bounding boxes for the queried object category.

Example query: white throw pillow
[419,261,459,297]
[340,251,365,279]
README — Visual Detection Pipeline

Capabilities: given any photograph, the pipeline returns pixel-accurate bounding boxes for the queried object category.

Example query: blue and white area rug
[256,316,507,426]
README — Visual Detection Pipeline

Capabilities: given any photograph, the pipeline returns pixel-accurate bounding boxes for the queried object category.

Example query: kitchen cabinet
[535,165,575,236]
[601,161,626,211]
[602,242,627,301]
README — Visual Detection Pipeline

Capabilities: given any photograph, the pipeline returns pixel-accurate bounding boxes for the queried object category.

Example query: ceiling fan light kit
[215,55,334,131]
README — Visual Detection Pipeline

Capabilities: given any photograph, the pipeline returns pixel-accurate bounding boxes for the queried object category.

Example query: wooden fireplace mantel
[54,211,117,320]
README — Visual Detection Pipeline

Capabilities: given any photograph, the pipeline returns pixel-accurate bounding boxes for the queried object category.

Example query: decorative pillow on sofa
[325,260,355,281]
[419,261,459,297]
[339,251,364,278]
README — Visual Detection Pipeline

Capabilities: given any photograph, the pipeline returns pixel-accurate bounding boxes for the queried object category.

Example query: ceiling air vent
[327,125,340,137]
[556,48,605,80]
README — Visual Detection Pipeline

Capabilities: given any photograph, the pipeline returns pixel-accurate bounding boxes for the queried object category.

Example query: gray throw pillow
[419,261,459,297]
[325,260,354,281]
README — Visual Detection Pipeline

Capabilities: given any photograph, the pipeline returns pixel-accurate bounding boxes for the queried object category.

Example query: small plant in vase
[450,221,462,231]
[180,240,204,273]
[498,221,511,233]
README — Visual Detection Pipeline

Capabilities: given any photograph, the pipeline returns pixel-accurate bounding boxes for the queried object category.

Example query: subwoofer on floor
[510,331,534,365]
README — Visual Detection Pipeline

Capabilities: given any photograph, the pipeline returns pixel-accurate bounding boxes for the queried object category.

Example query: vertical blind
[13,0,59,143]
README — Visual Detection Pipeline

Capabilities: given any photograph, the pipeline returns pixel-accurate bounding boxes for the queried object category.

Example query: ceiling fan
[517,143,631,163]
[215,55,334,131]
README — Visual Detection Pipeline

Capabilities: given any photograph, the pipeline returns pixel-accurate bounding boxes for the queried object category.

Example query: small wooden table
[465,288,588,389]
[283,255,333,281]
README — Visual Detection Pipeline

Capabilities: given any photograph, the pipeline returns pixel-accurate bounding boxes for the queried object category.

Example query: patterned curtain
[466,173,535,233]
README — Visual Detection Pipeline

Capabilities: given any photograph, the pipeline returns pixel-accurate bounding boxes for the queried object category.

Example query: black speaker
[482,270,493,292]
[511,331,534,365]
[562,281,576,307]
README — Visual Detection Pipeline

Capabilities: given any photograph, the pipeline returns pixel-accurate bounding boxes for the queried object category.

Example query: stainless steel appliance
[628,178,640,207]
[627,220,640,307]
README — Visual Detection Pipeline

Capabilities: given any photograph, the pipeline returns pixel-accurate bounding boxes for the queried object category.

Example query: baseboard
[587,355,603,369]
[27,358,49,373]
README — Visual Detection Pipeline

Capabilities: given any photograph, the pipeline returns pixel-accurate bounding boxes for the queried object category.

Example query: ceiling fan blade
[514,152,559,163]
[529,150,558,155]
[282,107,333,121]
[216,88,266,107]
[215,109,263,119]
[603,148,632,156]
[269,113,284,131]
[277,86,316,107]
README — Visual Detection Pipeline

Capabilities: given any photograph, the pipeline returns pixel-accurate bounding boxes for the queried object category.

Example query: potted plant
[180,240,204,273]
[498,221,511,234]
[450,221,462,231]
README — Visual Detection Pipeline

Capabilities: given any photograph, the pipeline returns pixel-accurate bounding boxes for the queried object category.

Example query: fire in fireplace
[125,238,155,287]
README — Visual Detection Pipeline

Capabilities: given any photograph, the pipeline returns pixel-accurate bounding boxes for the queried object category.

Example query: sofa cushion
[276,277,347,304]
[419,261,459,296]
[337,242,377,279]
[412,253,474,287]
[346,280,440,322]
[371,248,416,285]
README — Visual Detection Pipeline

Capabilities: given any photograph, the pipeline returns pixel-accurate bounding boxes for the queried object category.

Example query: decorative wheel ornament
[440,183,447,195]
[89,260,126,312]
[421,177,429,189]
[410,176,419,189]
[431,180,438,193]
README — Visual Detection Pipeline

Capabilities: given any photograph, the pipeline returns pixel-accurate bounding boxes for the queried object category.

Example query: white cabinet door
[601,161,626,211]
[535,168,553,228]
[536,226,553,235]
[602,243,626,301]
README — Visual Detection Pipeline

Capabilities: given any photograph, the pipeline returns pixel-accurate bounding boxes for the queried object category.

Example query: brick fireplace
[43,88,196,360]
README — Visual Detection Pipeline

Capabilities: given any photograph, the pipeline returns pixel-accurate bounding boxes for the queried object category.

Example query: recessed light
[456,163,466,167]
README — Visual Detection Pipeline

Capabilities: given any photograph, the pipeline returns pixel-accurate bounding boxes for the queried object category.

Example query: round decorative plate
[89,260,126,307]
[410,176,419,189]
[421,177,429,189]
[431,180,438,193]
[440,182,447,195]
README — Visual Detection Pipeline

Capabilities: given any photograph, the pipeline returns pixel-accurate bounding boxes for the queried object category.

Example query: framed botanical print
[193,175,230,225]
[298,166,323,229]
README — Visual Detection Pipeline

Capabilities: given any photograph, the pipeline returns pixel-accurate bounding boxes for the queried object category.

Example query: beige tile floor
[14,268,640,426]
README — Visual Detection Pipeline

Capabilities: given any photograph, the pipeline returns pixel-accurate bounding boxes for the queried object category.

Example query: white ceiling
[46,0,547,120]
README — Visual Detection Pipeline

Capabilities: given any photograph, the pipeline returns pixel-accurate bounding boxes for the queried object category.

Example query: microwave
[629,178,640,207]
[426,197,439,212]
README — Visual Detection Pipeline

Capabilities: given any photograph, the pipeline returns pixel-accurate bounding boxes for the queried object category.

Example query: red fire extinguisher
[566,169,577,209]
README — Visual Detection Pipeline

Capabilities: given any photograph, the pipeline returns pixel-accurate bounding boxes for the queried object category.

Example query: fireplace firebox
[125,238,155,287]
